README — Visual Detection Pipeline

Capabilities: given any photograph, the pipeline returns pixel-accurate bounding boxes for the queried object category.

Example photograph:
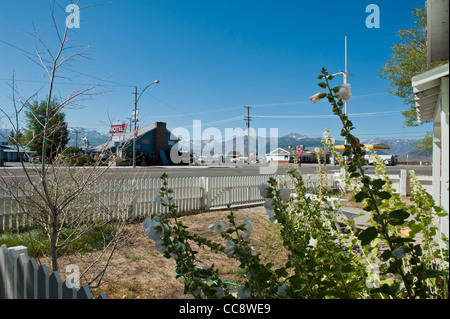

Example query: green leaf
[388,209,410,226]
[377,191,392,200]
[318,82,327,89]
[372,178,386,190]
[275,268,288,278]
[371,284,396,296]
[354,190,367,202]
[390,209,409,220]
[391,237,414,245]
[358,227,378,245]
[380,250,392,261]
[350,172,360,179]
[425,269,449,278]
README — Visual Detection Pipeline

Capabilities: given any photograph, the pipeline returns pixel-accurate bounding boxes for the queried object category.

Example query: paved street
[0,162,432,182]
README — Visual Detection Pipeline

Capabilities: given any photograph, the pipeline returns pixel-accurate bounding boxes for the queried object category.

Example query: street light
[133,80,160,168]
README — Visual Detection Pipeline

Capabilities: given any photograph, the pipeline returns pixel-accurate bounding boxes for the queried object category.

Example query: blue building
[93,122,181,165]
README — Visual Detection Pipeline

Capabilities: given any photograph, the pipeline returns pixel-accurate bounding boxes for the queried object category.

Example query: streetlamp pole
[133,80,160,168]
[344,36,348,117]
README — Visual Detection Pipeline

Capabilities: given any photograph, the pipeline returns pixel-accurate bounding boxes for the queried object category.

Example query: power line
[252,110,402,119]
[0,39,134,88]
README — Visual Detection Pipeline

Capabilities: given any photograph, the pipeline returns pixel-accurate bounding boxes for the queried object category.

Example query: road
[0,162,432,182]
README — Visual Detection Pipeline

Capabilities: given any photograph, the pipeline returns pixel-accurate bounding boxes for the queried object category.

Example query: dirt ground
[39,206,286,299]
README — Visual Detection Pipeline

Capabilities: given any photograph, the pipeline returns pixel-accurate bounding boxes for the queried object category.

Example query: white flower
[264,198,275,210]
[392,248,405,259]
[277,284,288,297]
[259,183,270,198]
[238,285,251,299]
[243,218,253,236]
[336,83,352,101]
[154,188,169,205]
[309,92,324,103]
[143,216,166,241]
[308,237,316,248]
[279,188,291,202]
[208,221,225,234]
[266,209,276,222]
[365,264,380,289]
[224,240,235,258]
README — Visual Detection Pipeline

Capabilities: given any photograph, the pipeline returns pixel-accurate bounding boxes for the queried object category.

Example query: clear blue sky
[0,0,431,143]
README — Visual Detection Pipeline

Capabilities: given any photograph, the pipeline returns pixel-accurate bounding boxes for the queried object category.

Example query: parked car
[30,155,41,162]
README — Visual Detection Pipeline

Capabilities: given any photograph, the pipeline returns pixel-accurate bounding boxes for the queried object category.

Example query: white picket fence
[333,170,433,196]
[0,244,106,299]
[0,171,432,232]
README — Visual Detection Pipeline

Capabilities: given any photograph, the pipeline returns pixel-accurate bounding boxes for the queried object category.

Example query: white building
[266,148,291,163]
[412,0,449,238]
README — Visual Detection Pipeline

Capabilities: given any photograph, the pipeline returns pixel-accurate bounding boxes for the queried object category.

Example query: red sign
[297,151,302,157]
[296,145,302,157]
[110,123,127,134]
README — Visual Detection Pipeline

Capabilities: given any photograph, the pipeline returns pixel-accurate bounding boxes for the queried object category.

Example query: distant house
[93,122,180,165]
[226,151,244,162]
[266,148,292,163]
[266,147,329,164]
[412,1,448,238]
[0,142,31,164]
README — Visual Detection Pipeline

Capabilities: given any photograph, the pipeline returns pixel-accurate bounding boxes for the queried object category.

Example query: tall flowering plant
[316,67,448,298]
[142,68,448,299]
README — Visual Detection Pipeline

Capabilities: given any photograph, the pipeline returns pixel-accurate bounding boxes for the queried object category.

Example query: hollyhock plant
[279,188,291,202]
[309,92,326,103]
[141,69,448,300]
[224,240,235,258]
[143,216,166,241]
[243,218,253,236]
[336,83,352,101]
[208,221,225,234]
[259,182,270,198]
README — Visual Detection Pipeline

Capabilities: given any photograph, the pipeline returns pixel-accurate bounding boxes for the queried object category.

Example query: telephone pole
[244,106,252,164]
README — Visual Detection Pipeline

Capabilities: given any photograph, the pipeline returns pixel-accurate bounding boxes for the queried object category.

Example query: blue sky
[0,0,432,143]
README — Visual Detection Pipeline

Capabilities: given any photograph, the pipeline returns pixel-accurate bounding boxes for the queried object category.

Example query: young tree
[379,6,447,128]
[414,131,433,153]
[0,2,131,286]
[24,98,69,159]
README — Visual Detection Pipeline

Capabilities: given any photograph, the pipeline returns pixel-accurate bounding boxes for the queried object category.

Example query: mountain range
[63,129,434,163]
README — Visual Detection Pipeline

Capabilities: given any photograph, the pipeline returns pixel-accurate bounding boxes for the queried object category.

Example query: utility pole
[132,80,159,169]
[133,86,138,169]
[244,106,252,164]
